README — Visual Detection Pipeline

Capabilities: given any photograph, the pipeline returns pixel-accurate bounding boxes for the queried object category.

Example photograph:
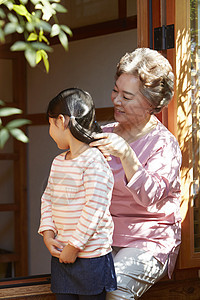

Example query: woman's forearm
[119,144,141,182]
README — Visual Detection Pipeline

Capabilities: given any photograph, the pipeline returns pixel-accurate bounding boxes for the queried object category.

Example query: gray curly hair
[115,48,174,114]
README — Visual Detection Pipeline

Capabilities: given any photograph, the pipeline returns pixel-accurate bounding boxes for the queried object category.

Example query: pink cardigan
[103,116,182,278]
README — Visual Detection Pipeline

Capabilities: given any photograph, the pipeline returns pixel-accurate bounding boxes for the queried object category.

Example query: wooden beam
[51,16,137,45]
[0,253,19,263]
[12,53,28,277]
[0,204,18,211]
[137,0,149,47]
[0,153,19,160]
[0,16,136,52]
[152,0,161,49]
[0,274,51,288]
[166,0,176,135]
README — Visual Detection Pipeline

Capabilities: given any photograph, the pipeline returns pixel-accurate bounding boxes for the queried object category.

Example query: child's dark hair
[47,88,102,144]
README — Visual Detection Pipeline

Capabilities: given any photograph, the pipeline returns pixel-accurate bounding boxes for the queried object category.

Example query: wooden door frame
[0,48,28,276]
[137,0,200,269]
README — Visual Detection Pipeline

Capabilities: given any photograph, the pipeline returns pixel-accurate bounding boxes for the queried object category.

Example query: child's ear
[58,114,69,129]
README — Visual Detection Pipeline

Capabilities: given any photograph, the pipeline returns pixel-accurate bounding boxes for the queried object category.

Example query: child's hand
[59,243,79,264]
[43,230,64,258]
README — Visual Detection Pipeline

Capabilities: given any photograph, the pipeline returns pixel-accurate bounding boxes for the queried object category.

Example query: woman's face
[111,74,152,127]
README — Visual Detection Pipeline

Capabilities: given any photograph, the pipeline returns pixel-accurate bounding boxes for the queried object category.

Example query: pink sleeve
[126,142,182,207]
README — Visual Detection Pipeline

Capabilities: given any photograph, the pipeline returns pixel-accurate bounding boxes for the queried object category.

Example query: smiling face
[111,74,153,128]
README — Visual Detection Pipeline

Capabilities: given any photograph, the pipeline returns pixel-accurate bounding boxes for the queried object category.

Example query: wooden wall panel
[137,0,149,47]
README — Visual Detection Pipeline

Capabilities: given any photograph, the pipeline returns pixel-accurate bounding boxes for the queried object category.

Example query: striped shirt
[38,147,114,258]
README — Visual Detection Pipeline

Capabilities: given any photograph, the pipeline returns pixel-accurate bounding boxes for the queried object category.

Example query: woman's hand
[90,133,130,161]
[90,132,141,181]
[43,230,64,258]
[59,244,79,264]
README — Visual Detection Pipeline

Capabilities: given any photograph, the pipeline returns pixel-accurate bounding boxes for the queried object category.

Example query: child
[38,88,117,300]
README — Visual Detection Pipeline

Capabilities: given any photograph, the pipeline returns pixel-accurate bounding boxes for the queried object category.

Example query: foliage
[0,0,72,72]
[0,100,31,148]
[0,0,72,147]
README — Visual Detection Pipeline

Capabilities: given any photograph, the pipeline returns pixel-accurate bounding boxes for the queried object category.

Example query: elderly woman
[90,48,182,300]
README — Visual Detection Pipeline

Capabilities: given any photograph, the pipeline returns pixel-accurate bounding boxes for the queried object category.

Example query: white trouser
[106,247,168,300]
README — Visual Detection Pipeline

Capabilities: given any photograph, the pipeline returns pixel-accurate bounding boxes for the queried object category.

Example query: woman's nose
[113,94,122,105]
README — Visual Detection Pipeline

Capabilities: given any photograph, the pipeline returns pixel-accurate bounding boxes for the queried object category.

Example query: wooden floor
[140,278,200,300]
[0,284,55,300]
[0,269,200,300]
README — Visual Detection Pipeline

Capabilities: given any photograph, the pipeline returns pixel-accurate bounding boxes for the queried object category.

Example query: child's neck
[65,139,90,160]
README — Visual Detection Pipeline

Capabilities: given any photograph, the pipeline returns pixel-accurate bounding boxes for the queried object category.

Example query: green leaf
[59,30,68,51]
[25,48,36,67]
[36,50,42,64]
[26,22,34,32]
[35,3,43,10]
[0,107,22,117]
[30,0,40,5]
[12,4,32,22]
[20,0,28,5]
[41,34,49,44]
[36,50,49,72]
[4,23,18,35]
[0,0,8,5]
[60,25,72,37]
[0,128,9,149]
[4,1,13,10]
[52,3,67,13]
[12,4,29,16]
[10,41,27,51]
[7,13,18,23]
[42,50,49,73]
[16,25,24,34]
[31,41,52,52]
[33,10,42,19]
[35,20,52,32]
[0,8,6,18]
[50,23,60,37]
[0,100,5,106]
[0,27,5,43]
[0,118,2,126]
[6,119,31,129]
[35,2,55,21]
[27,32,38,41]
[9,128,29,143]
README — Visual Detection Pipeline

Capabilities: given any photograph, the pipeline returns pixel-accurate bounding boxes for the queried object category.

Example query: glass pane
[0,211,15,278]
[0,161,14,204]
[0,135,14,154]
[0,212,14,253]
[0,59,13,103]
[190,0,200,252]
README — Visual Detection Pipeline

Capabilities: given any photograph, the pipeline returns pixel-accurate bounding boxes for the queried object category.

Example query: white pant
[106,247,168,300]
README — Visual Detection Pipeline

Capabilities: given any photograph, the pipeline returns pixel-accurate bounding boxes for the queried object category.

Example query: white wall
[27,29,137,275]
